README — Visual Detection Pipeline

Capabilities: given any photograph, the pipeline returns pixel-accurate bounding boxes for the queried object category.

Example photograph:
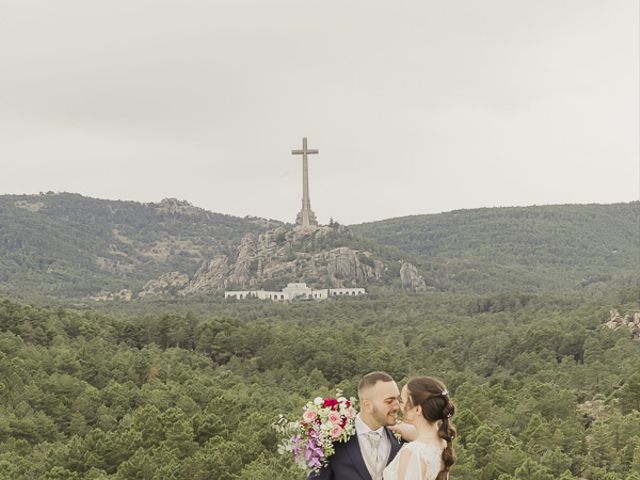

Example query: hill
[352,202,639,294]
[0,193,637,301]
[0,193,281,299]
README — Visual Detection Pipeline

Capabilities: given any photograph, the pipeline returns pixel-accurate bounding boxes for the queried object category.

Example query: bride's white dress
[383,440,445,480]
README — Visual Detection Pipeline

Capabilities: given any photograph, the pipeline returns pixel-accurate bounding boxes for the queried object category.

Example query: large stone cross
[291,137,319,228]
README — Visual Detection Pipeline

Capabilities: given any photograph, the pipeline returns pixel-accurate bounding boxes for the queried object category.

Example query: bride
[384,376,457,480]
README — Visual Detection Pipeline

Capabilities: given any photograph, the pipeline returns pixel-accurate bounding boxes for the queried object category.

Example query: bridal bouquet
[275,391,358,474]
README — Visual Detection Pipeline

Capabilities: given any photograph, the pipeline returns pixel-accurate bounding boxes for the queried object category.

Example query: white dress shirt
[356,414,391,479]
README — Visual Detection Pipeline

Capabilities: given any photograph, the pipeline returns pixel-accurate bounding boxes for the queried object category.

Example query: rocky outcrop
[325,247,383,283]
[153,198,204,217]
[400,262,427,291]
[95,256,135,274]
[139,272,190,297]
[578,398,609,422]
[89,289,133,302]
[604,309,640,338]
[92,224,433,299]
[15,200,45,212]
[227,233,258,286]
[180,256,231,294]
[180,225,386,294]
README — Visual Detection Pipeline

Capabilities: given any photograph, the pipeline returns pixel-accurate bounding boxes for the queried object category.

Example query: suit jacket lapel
[346,434,372,480]
[384,427,402,465]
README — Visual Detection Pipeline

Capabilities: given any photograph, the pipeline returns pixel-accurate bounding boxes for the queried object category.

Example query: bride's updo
[405,376,457,480]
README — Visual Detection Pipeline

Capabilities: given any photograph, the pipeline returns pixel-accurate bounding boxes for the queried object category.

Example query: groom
[308,371,403,480]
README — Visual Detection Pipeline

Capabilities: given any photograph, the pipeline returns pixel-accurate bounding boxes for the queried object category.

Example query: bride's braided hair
[405,376,457,480]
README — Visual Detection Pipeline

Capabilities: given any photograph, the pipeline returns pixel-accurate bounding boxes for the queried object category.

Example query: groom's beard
[372,406,398,427]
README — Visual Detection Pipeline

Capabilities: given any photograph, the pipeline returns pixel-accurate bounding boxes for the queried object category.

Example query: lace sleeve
[395,444,427,480]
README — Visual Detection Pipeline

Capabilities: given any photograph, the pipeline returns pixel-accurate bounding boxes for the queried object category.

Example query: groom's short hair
[358,371,394,398]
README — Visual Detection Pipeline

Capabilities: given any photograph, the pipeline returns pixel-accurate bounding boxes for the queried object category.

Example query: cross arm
[291,149,319,155]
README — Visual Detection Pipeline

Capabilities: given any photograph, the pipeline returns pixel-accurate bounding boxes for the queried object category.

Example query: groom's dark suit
[308,427,403,480]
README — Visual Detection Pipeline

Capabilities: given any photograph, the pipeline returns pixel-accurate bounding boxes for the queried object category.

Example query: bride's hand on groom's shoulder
[388,422,417,442]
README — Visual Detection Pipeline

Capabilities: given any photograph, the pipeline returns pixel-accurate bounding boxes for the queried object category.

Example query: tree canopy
[0,289,638,479]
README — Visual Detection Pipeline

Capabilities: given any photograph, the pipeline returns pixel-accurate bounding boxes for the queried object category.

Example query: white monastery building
[224,282,366,301]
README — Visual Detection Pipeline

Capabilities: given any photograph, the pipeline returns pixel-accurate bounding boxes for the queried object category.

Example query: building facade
[224,282,366,301]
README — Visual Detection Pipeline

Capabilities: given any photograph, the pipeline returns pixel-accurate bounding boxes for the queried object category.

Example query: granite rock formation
[400,262,427,292]
[178,225,386,294]
[139,272,190,297]
[604,309,640,338]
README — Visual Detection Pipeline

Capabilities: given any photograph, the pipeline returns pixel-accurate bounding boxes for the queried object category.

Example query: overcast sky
[1,1,638,224]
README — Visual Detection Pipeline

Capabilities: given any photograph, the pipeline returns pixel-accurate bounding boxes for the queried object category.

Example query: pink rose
[328,412,341,425]
[330,425,344,438]
[303,409,317,423]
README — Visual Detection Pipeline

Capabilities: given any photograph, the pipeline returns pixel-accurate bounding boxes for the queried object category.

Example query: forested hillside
[0,193,280,299]
[1,195,637,301]
[353,202,639,293]
[1,291,639,479]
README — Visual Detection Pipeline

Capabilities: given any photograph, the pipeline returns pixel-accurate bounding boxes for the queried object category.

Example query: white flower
[314,397,323,405]
[338,396,347,403]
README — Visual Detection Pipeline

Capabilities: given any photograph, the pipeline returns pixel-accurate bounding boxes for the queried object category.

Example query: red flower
[323,398,339,409]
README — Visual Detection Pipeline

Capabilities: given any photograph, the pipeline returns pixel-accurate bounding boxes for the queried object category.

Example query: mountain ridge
[0,192,637,301]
